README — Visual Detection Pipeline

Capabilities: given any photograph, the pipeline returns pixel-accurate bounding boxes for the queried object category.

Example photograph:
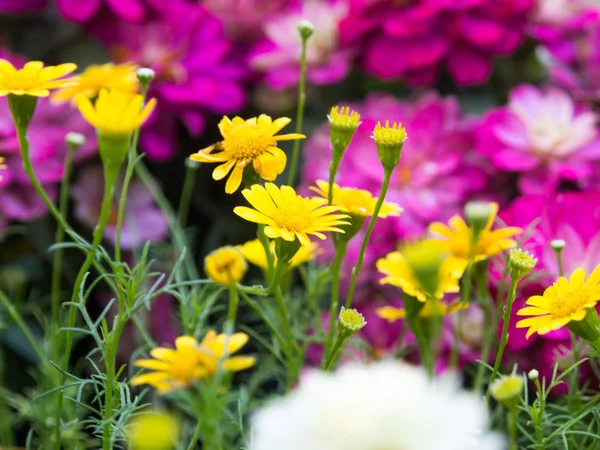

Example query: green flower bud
[508,248,537,281]
[372,120,407,171]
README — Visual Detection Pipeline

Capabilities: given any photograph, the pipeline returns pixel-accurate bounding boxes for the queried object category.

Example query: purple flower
[71,164,169,249]
[476,84,600,195]
[57,0,170,23]
[92,2,247,160]
[0,0,46,13]
[249,0,354,90]
[0,50,95,223]
[340,0,534,86]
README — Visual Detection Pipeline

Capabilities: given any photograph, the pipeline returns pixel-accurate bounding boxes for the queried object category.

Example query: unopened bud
[136,67,155,88]
[490,374,524,409]
[464,201,492,239]
[338,307,366,337]
[528,369,539,380]
[508,249,537,281]
[65,132,86,150]
[298,20,314,40]
[550,239,566,251]
[372,120,407,171]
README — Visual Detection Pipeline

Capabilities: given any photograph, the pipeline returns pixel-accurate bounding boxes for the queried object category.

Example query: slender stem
[115,85,148,262]
[508,407,518,450]
[257,225,274,282]
[408,315,434,376]
[226,285,239,330]
[51,143,76,329]
[556,250,564,278]
[178,161,199,228]
[486,278,519,401]
[322,334,347,371]
[286,30,309,186]
[474,263,494,393]
[533,377,546,450]
[327,156,341,205]
[186,420,203,450]
[345,169,392,308]
[273,287,296,389]
[326,240,347,355]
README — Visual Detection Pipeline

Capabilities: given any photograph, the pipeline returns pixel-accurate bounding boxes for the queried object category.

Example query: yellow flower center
[273,201,312,232]
[222,125,275,160]
[551,288,591,318]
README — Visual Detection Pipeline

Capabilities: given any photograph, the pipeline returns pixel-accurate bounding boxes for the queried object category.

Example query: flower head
[128,412,179,450]
[204,246,247,285]
[234,183,350,246]
[338,307,367,336]
[310,180,402,218]
[429,202,522,270]
[249,361,504,450]
[328,106,361,152]
[132,331,255,394]
[237,239,319,271]
[191,115,304,194]
[376,248,463,302]
[490,374,524,408]
[0,60,77,97]
[516,265,600,338]
[52,62,138,104]
[372,120,407,170]
[76,89,156,136]
[508,249,537,281]
[377,299,468,323]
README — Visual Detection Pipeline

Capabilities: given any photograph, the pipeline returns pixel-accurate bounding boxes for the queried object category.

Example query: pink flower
[92,2,247,160]
[0,0,46,13]
[476,84,600,195]
[499,191,600,388]
[249,0,354,90]
[57,0,171,23]
[0,50,95,223]
[341,0,534,87]
[71,165,169,249]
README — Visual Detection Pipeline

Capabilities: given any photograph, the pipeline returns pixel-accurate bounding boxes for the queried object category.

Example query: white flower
[249,361,505,450]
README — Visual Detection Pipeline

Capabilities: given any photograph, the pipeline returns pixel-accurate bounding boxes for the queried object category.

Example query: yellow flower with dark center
[376,250,463,302]
[204,246,247,285]
[128,412,179,450]
[75,89,156,135]
[189,114,305,194]
[309,180,402,218]
[237,239,319,270]
[516,266,600,338]
[0,60,77,97]
[233,183,350,246]
[428,202,522,270]
[0,156,5,180]
[52,62,138,104]
[131,331,255,394]
[377,299,469,323]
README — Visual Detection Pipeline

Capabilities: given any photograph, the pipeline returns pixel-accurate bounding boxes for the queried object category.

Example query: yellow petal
[225,165,244,194]
[223,356,256,372]
[233,206,274,225]
[213,159,236,180]
[175,336,197,350]
[75,94,97,127]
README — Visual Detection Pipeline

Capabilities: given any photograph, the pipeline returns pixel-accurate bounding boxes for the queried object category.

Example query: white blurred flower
[250,360,505,450]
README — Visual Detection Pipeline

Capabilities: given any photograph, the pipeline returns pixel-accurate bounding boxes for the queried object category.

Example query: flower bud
[338,306,366,337]
[528,369,539,380]
[328,106,361,155]
[550,239,566,251]
[298,20,314,40]
[65,132,86,150]
[205,246,248,286]
[402,240,445,297]
[464,201,491,240]
[128,411,179,450]
[136,67,155,88]
[372,120,407,171]
[490,374,524,409]
[508,249,537,281]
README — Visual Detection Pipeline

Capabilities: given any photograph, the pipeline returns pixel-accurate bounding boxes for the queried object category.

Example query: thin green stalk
[345,169,392,308]
[226,285,239,329]
[326,240,347,354]
[114,85,148,262]
[486,278,518,401]
[474,263,494,392]
[286,29,309,186]
[508,407,518,450]
[533,376,546,450]
[257,225,274,282]
[186,420,203,450]
[407,315,434,376]
[273,287,296,389]
[327,156,341,205]
[322,334,347,371]
[51,142,76,330]
[178,161,199,228]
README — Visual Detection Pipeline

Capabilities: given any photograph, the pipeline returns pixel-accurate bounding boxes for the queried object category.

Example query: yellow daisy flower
[516,266,600,338]
[128,412,179,450]
[189,114,305,194]
[132,331,255,394]
[428,202,522,270]
[377,250,463,302]
[52,62,138,104]
[309,179,402,218]
[233,183,350,246]
[377,299,469,323]
[0,60,77,97]
[75,89,156,135]
[237,238,319,270]
[204,246,247,286]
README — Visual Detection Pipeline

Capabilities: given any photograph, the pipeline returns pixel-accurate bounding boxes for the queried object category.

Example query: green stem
[407,315,434,376]
[115,85,148,262]
[327,156,341,205]
[322,333,348,371]
[178,161,199,228]
[508,407,518,450]
[345,168,392,309]
[273,287,296,389]
[186,420,203,450]
[286,30,309,186]
[474,263,494,393]
[326,240,347,356]
[533,377,545,450]
[226,285,239,330]
[257,225,274,282]
[486,277,519,401]
[51,142,76,330]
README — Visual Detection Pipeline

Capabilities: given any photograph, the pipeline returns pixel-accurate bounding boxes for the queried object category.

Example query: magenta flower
[92,2,246,160]
[249,0,354,90]
[0,50,94,223]
[499,192,600,388]
[71,165,169,249]
[57,0,170,23]
[476,84,600,195]
[0,0,46,13]
[340,0,534,86]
